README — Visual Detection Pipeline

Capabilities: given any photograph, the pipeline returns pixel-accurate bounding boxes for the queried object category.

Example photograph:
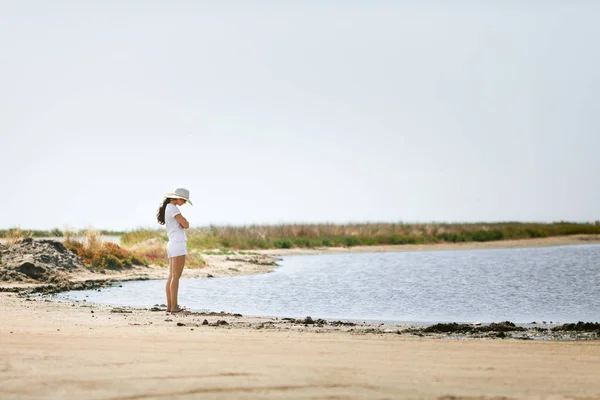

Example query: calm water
[60,244,600,324]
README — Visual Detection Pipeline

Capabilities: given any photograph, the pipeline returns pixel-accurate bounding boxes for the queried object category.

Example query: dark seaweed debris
[283,316,328,325]
[552,322,600,333]
[0,279,113,295]
[422,321,525,334]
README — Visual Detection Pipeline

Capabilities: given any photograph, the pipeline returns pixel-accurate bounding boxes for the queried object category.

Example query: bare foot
[170,307,190,314]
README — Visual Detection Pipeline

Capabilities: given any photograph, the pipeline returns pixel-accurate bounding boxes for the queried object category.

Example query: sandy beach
[1,235,600,399]
[1,293,600,400]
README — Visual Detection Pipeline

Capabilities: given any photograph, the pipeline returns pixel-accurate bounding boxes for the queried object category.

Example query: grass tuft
[123,237,206,268]
[3,228,33,248]
[64,230,148,271]
[121,229,167,246]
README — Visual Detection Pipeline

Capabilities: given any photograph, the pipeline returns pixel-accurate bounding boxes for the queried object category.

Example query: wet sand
[2,293,600,400]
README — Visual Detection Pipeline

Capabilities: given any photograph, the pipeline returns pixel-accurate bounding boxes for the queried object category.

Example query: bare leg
[170,255,186,311]
[166,257,174,312]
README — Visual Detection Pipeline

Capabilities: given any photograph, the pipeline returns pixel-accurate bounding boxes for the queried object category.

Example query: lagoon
[60,244,600,324]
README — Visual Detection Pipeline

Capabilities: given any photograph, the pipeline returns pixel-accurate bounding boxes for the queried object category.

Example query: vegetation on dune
[63,230,147,271]
[4,222,598,262]
[124,238,168,266]
[184,252,208,269]
[118,221,600,251]
[0,228,205,269]
[123,236,206,268]
[120,229,167,246]
[1,228,33,248]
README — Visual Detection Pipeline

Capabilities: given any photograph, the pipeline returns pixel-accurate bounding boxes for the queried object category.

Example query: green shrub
[469,230,504,242]
[274,239,292,249]
[95,254,124,270]
[291,237,314,247]
[344,236,360,247]
[437,232,466,243]
[525,228,548,238]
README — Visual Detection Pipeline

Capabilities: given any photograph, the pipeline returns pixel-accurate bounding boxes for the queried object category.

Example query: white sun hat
[165,188,193,205]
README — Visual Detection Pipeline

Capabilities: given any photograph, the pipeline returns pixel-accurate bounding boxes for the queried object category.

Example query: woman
[156,188,192,313]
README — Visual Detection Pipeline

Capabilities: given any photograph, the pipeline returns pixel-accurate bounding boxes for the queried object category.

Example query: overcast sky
[1,1,599,231]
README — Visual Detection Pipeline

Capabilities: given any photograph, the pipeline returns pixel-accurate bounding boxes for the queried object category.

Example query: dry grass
[124,237,206,268]
[64,230,148,270]
[3,228,33,249]
[126,238,169,267]
[119,221,600,251]
[185,252,208,269]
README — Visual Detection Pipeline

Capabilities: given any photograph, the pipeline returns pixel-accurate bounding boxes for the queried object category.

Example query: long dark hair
[157,198,173,225]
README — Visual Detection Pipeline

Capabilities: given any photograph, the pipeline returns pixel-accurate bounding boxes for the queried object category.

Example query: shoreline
[0,235,600,293]
[2,233,599,296]
[2,292,600,399]
[1,235,598,297]
[2,234,599,340]
[2,237,600,398]
[0,250,281,294]
[2,234,599,323]
[254,234,600,256]
[42,292,600,340]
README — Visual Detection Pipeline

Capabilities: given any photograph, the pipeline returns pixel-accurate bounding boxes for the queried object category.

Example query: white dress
[165,203,187,258]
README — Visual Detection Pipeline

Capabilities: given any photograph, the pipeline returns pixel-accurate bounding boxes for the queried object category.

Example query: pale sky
[1,1,599,231]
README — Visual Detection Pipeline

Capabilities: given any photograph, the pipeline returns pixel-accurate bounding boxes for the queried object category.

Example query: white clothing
[167,240,188,258]
[165,203,187,258]
[165,203,187,242]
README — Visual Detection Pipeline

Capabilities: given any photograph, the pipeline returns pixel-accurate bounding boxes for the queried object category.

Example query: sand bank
[255,234,600,256]
[1,293,599,400]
